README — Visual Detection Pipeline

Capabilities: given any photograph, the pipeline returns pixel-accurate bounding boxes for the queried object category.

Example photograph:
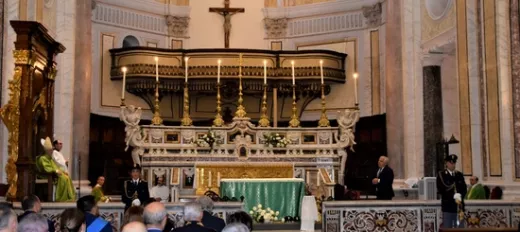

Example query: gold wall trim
[370,30,380,115]
[483,0,502,176]
[100,33,119,109]
[456,0,473,175]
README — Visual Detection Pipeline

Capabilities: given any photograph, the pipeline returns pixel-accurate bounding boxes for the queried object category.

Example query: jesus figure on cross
[210,0,245,48]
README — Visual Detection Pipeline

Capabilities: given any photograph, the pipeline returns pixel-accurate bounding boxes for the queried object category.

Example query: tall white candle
[306,171,309,183]
[209,171,212,187]
[291,60,295,85]
[217,172,221,187]
[263,60,267,84]
[154,57,159,82]
[185,57,189,82]
[121,67,127,99]
[217,59,221,83]
[353,73,359,104]
[320,60,324,84]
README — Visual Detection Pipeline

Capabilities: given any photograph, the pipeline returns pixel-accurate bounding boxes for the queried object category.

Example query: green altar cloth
[220,178,305,218]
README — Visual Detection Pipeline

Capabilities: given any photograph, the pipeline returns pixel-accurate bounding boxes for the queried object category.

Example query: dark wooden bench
[35,172,55,202]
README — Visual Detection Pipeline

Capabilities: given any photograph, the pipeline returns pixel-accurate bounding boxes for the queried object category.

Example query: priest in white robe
[150,176,169,203]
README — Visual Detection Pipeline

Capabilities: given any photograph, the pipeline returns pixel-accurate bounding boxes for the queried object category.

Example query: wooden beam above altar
[109,47,348,85]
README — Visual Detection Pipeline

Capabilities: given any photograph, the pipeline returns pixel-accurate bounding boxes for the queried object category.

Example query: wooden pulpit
[0,21,65,201]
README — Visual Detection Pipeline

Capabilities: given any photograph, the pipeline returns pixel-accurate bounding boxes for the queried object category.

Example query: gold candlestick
[120,98,125,107]
[318,84,330,127]
[151,80,163,125]
[213,83,224,127]
[258,84,270,127]
[181,82,193,126]
[289,84,300,127]
[235,54,247,118]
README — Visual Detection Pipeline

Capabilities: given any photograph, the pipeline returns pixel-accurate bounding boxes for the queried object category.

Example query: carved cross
[209,0,245,48]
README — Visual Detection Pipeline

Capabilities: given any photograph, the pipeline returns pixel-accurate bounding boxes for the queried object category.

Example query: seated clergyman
[36,137,76,202]
[150,176,169,203]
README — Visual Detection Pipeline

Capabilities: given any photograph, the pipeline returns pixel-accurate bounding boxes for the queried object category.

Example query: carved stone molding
[263,18,288,39]
[166,15,190,38]
[362,2,382,28]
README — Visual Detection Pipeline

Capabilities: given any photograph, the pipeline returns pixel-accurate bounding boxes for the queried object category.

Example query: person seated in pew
[466,176,486,200]
[196,196,226,232]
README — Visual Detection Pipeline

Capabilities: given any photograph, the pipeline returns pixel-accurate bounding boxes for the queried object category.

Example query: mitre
[41,137,53,150]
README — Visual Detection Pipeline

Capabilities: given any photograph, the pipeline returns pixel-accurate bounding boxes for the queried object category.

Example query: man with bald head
[122,221,147,232]
[372,156,395,200]
[143,202,167,232]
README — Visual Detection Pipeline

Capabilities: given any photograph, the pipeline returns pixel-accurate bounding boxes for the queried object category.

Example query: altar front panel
[220,178,306,218]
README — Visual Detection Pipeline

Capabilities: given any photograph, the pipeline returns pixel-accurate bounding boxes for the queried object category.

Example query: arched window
[122,35,140,48]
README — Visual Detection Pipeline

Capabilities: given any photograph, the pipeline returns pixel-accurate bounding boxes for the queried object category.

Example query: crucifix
[209,0,245,48]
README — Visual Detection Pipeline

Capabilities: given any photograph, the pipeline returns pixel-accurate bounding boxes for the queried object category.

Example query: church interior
[1,0,520,231]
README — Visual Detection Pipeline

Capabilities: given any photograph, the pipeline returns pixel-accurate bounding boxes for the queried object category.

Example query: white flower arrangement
[249,204,280,223]
[263,133,290,148]
[194,131,218,148]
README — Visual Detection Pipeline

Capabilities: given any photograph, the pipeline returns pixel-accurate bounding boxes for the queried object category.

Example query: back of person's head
[222,223,250,232]
[183,202,203,222]
[143,198,156,208]
[60,208,85,232]
[17,213,48,232]
[0,203,17,232]
[195,196,214,212]
[21,195,41,212]
[121,221,147,232]
[123,206,144,226]
[143,202,167,229]
[76,195,96,213]
[491,186,503,199]
[227,211,253,231]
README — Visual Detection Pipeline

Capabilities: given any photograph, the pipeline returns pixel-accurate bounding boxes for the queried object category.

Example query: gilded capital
[13,50,34,65]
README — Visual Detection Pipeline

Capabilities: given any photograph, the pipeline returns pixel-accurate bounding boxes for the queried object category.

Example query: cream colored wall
[298,41,356,111]
[188,0,267,49]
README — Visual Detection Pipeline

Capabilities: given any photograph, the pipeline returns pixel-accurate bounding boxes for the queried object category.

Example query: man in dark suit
[18,195,55,232]
[173,203,216,232]
[143,202,168,232]
[372,156,395,200]
[437,154,467,228]
[196,196,226,232]
[77,195,112,232]
[122,165,150,209]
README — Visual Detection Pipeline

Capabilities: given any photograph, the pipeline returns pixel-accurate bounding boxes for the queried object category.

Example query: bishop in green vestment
[466,176,486,200]
[36,137,76,202]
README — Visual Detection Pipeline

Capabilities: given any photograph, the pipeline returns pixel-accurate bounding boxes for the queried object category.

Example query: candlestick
[318,83,330,127]
[181,82,193,126]
[306,171,310,183]
[291,60,295,85]
[213,83,224,127]
[317,172,321,186]
[235,54,247,118]
[155,57,159,82]
[353,73,359,105]
[201,169,204,186]
[263,60,267,84]
[258,83,270,127]
[209,171,212,187]
[320,60,324,84]
[121,67,127,105]
[217,59,221,83]
[185,57,189,82]
[289,84,300,127]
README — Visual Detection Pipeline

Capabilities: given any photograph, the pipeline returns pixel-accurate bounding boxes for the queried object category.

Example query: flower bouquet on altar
[249,204,281,223]
[263,133,290,148]
[194,131,218,148]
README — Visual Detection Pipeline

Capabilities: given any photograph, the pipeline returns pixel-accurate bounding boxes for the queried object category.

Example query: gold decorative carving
[318,84,330,127]
[151,80,163,125]
[195,163,293,195]
[13,50,34,65]
[32,86,48,120]
[0,66,22,199]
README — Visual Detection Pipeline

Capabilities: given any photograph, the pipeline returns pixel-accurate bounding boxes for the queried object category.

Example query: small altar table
[220,178,306,218]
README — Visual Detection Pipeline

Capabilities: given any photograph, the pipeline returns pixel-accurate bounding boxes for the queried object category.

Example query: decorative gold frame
[301,133,317,144]
[170,168,180,185]
[164,131,180,144]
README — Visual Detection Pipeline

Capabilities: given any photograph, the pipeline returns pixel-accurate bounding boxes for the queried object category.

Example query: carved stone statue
[166,15,190,37]
[264,18,288,39]
[120,105,142,151]
[336,109,360,151]
[362,2,382,28]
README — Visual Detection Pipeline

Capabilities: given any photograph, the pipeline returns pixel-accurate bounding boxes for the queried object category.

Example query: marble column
[384,0,404,178]
[511,0,520,179]
[423,66,443,177]
[71,0,92,191]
